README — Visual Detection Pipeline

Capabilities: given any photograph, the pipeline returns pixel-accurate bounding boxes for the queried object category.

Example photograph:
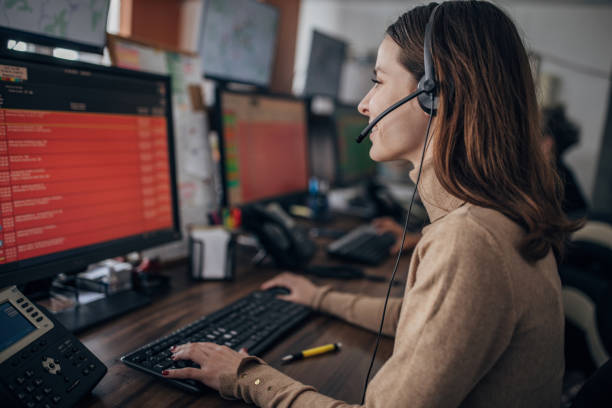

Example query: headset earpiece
[417,75,438,115]
[418,3,440,116]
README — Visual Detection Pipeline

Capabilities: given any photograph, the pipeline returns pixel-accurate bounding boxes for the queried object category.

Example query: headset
[358,3,441,404]
[355,6,440,144]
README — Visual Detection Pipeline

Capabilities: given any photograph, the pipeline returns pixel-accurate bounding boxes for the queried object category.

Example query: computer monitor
[334,104,376,185]
[303,30,347,98]
[216,89,309,206]
[198,0,279,87]
[308,113,337,184]
[0,50,181,288]
[0,0,110,54]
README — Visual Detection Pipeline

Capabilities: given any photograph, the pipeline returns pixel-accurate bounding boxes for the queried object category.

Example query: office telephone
[241,202,317,269]
[365,181,407,222]
[0,286,107,408]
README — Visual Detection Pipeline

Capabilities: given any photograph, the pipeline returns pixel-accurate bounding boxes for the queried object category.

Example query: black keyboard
[327,225,395,265]
[120,287,311,392]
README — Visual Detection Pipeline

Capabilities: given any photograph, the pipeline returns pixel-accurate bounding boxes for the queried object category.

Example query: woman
[165,2,578,406]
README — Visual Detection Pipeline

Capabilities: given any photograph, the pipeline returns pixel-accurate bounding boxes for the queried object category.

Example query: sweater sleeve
[310,285,402,337]
[219,216,516,408]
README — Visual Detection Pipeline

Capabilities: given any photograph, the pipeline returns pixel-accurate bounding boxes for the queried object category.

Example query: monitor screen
[308,114,337,184]
[334,104,376,185]
[0,0,110,54]
[0,51,181,287]
[304,30,347,98]
[218,90,309,206]
[199,0,278,87]
[0,301,35,350]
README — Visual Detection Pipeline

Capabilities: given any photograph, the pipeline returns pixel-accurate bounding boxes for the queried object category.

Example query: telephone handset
[366,180,407,222]
[366,181,429,230]
[0,286,107,408]
[241,203,317,269]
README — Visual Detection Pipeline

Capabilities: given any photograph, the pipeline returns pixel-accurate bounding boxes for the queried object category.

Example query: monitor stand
[54,290,151,333]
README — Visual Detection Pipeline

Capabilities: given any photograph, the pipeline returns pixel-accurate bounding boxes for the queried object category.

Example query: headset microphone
[355,88,426,143]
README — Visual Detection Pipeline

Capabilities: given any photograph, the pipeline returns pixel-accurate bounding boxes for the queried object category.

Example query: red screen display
[221,92,308,205]
[0,109,173,264]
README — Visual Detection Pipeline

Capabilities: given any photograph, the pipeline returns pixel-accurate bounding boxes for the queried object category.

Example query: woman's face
[358,36,431,169]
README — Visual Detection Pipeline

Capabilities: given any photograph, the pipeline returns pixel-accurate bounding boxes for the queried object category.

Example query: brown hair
[387,1,581,263]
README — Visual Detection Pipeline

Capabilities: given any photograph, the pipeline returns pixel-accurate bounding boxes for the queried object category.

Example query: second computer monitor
[218,90,309,206]
[334,104,376,186]
[304,30,347,98]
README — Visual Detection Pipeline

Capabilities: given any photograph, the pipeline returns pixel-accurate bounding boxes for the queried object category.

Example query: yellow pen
[281,342,342,364]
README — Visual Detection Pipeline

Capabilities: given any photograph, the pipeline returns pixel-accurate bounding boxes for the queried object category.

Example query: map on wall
[199,0,278,86]
[0,0,110,48]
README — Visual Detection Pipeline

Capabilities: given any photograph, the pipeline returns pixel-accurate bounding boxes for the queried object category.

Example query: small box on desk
[76,259,133,295]
[189,226,236,280]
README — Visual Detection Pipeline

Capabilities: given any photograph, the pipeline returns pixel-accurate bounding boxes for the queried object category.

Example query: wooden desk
[76,243,411,407]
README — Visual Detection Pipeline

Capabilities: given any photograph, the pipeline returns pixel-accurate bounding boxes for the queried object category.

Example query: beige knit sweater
[219,161,565,407]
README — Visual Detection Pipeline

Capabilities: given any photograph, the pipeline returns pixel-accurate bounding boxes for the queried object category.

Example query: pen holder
[188,226,236,281]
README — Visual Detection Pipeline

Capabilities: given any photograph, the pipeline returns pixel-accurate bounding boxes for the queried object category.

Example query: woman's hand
[372,216,421,254]
[260,272,318,306]
[163,343,249,391]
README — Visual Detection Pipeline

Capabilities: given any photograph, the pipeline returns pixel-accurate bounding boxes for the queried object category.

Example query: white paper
[183,112,212,179]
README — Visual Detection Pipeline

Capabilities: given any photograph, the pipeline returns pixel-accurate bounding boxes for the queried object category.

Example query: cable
[360,93,435,404]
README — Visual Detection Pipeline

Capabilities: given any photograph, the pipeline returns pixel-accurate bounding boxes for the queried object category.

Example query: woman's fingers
[260,272,293,290]
[163,367,202,380]
[171,342,212,365]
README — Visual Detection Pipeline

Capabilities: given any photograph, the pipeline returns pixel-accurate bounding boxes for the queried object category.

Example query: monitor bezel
[0,49,182,288]
[0,2,110,55]
[214,86,310,208]
[198,0,279,88]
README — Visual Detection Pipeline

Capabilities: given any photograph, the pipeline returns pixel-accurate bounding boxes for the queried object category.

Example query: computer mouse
[266,286,291,296]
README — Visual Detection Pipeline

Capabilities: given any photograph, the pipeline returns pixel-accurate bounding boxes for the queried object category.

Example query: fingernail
[171,355,176,360]
[169,346,176,351]
[162,370,169,376]
[239,348,247,353]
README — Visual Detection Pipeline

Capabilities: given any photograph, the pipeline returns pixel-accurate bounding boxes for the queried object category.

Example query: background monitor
[334,104,376,185]
[308,113,337,185]
[0,0,110,54]
[199,0,279,87]
[303,30,347,98]
[217,89,309,206]
[0,50,181,288]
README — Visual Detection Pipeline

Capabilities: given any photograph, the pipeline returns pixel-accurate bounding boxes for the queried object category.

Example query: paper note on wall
[112,40,168,74]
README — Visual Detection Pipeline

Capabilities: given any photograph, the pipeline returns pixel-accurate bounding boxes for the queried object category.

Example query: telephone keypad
[2,332,106,407]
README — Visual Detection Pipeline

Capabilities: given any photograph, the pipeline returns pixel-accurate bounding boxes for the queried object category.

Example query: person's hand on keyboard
[260,272,318,306]
[372,216,421,254]
[163,343,249,391]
